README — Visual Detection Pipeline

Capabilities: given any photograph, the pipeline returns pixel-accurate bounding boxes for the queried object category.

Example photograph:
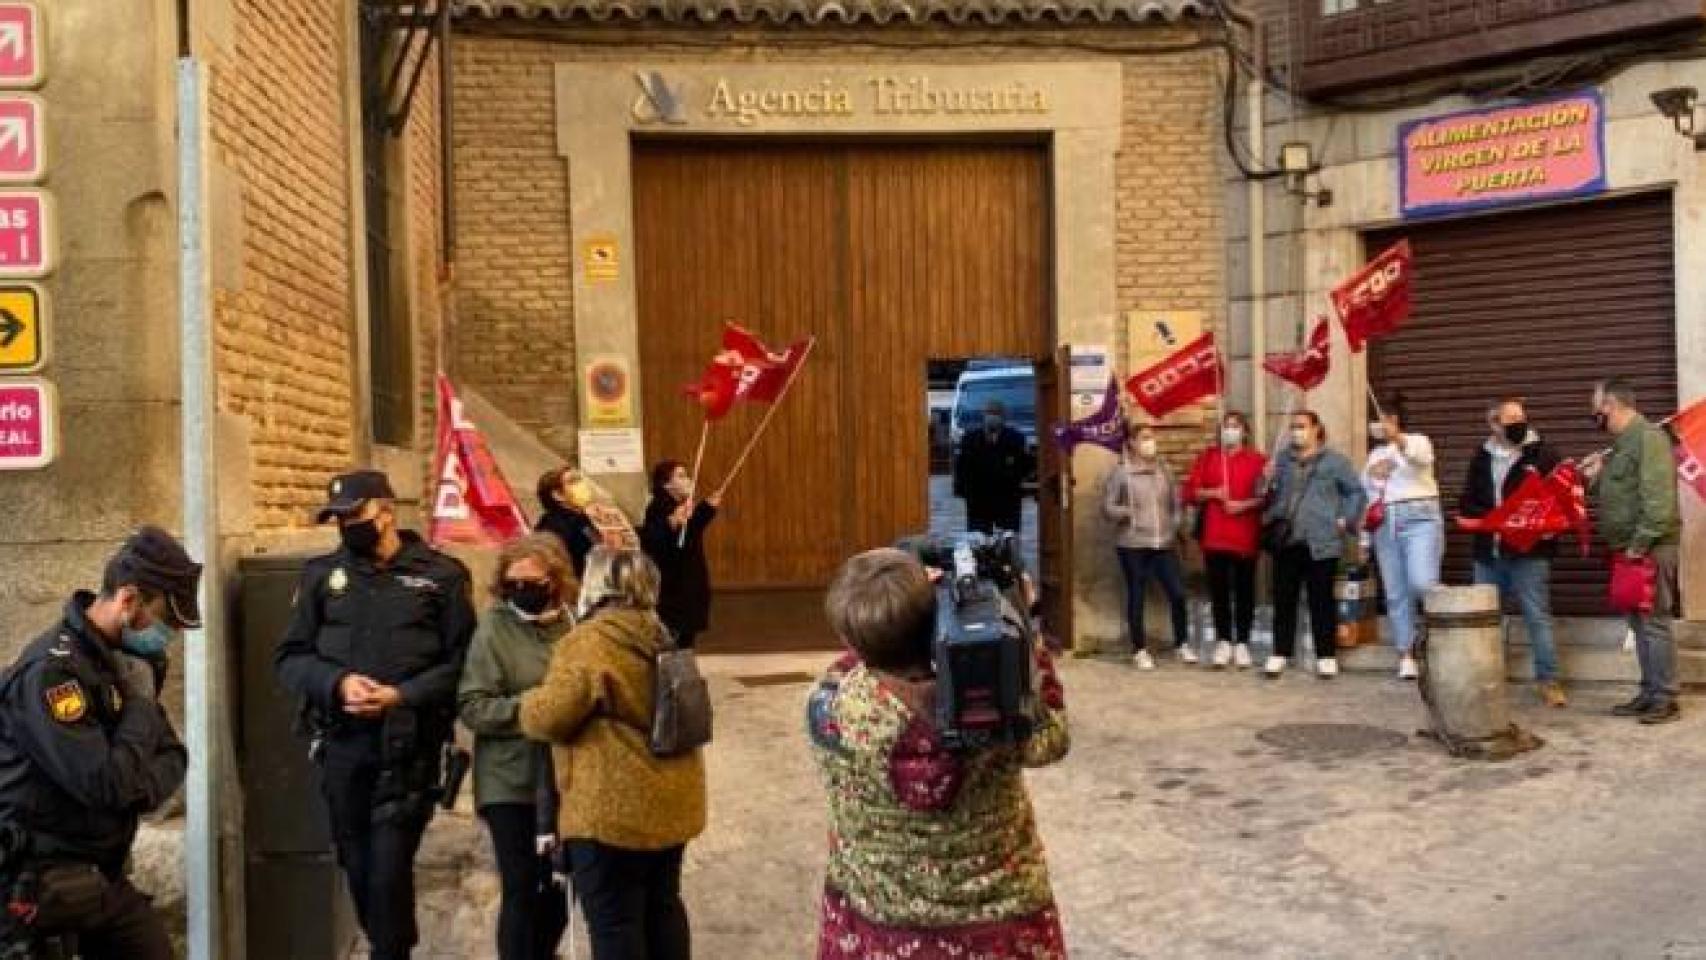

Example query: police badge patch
[45,680,88,724]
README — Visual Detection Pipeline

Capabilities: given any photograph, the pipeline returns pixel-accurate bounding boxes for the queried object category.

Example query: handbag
[1262,459,1318,554]
[647,629,714,758]
[1607,552,1657,616]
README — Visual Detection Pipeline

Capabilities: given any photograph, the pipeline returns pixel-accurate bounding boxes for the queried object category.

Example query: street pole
[177,55,223,960]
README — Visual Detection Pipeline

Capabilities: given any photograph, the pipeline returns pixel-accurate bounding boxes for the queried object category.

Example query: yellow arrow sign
[0,282,45,372]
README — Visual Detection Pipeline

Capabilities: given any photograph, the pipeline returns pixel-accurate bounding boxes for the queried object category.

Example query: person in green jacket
[458,534,578,960]
[1584,377,1683,724]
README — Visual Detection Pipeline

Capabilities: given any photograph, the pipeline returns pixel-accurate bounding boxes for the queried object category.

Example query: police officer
[0,527,201,959]
[274,470,475,960]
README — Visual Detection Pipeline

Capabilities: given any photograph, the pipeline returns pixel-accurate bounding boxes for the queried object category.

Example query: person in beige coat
[519,546,706,960]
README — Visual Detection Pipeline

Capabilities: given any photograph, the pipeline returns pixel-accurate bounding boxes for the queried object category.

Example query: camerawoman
[805,537,1070,959]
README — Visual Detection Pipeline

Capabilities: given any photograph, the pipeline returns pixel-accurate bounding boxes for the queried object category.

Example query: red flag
[429,375,530,548]
[1456,463,1589,556]
[1671,398,1706,504]
[683,349,744,420]
[1125,332,1223,419]
[1333,240,1414,353]
[721,323,811,404]
[1262,318,1332,391]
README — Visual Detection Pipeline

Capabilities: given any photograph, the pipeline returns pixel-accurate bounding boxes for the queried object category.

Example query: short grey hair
[578,547,661,615]
[1596,377,1637,410]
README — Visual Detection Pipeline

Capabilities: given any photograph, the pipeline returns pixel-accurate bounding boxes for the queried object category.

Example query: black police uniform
[0,592,185,960]
[275,532,475,960]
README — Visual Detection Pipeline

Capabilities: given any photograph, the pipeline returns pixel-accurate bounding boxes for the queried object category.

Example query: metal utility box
[238,551,358,959]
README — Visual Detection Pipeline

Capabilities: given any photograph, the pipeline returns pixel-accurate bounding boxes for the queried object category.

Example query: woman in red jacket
[1183,411,1268,669]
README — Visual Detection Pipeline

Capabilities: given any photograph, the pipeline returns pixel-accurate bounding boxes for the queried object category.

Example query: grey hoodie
[1102,457,1181,550]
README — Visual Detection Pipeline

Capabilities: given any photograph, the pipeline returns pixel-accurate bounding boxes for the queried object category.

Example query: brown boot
[1539,681,1568,709]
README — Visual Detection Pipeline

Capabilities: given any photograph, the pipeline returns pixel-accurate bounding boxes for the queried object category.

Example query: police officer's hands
[339,673,379,707]
[113,651,159,703]
[340,673,404,718]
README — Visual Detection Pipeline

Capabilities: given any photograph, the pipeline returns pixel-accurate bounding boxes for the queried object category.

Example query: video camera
[898,532,1039,752]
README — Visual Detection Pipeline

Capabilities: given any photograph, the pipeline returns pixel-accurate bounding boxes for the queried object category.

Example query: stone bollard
[1418,585,1542,760]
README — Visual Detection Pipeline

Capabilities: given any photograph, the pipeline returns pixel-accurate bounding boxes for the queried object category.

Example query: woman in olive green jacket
[457,534,578,960]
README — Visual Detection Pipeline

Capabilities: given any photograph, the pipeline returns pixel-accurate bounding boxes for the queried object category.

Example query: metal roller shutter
[1368,191,1677,616]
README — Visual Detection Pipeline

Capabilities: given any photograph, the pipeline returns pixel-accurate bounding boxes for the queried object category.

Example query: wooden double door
[632,140,1058,649]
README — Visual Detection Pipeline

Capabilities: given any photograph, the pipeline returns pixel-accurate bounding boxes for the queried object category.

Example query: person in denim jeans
[1103,424,1190,670]
[1362,395,1444,682]
[1459,397,1566,707]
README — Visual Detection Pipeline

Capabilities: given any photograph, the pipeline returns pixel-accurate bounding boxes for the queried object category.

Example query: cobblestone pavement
[927,473,1040,574]
[394,654,1706,960]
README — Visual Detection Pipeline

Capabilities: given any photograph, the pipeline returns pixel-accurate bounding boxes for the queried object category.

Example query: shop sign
[1399,91,1606,219]
[0,188,51,277]
[634,70,1053,129]
[0,377,53,469]
[0,94,41,182]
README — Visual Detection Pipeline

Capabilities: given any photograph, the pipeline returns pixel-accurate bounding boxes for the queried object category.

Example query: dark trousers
[1116,547,1189,650]
[966,497,1022,536]
[566,841,691,960]
[1272,543,1337,659]
[320,738,433,960]
[37,875,172,960]
[482,804,570,960]
[1205,551,1257,646]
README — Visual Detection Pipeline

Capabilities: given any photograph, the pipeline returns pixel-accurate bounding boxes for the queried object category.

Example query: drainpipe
[177,52,224,960]
[1218,0,1268,447]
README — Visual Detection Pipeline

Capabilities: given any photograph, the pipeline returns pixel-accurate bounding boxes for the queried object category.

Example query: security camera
[1650,86,1698,127]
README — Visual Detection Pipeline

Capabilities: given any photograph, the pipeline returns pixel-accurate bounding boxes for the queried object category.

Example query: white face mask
[1291,428,1312,449]
[1137,439,1159,459]
[1221,427,1244,446]
[666,474,693,499]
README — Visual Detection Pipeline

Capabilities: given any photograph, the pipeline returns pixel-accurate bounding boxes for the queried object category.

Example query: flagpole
[1212,342,1230,496]
[715,336,818,500]
[680,419,711,548]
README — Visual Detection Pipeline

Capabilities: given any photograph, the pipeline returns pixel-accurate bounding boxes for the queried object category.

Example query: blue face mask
[121,618,179,658]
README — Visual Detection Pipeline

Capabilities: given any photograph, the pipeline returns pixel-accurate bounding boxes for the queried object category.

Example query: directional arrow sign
[0,282,44,371]
[0,94,41,182]
[0,4,40,90]
[0,377,54,470]
[0,188,51,277]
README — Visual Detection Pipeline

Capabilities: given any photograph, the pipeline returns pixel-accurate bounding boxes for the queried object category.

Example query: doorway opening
[928,357,1041,579]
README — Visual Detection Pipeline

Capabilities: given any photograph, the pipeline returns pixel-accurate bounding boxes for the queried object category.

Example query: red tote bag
[1607,553,1657,616]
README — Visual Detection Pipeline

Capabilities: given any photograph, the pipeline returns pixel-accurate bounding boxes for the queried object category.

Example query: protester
[809,548,1069,959]
[1263,412,1367,678]
[274,470,477,960]
[1362,394,1444,681]
[640,459,721,648]
[0,527,198,959]
[1583,377,1683,724]
[1460,397,1567,707]
[1103,424,1191,668]
[458,534,578,960]
[520,547,706,960]
[535,465,601,577]
[1183,411,1268,669]
[954,400,1032,535]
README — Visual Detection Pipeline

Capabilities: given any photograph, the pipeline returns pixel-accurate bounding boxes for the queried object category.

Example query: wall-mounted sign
[630,69,1054,129]
[579,427,644,475]
[582,235,620,284]
[1399,91,1606,219]
[0,94,42,182]
[0,282,44,372]
[0,4,41,90]
[0,377,54,469]
[0,188,51,277]
[583,354,633,427]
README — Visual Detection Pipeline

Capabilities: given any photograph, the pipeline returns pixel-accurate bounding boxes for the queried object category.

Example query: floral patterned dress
[807,643,1070,960]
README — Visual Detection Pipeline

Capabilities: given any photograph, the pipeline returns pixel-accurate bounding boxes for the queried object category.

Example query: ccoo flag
[684,322,814,419]
[1333,240,1414,353]
[1262,318,1333,392]
[1670,398,1706,504]
[1125,332,1223,419]
[429,375,530,548]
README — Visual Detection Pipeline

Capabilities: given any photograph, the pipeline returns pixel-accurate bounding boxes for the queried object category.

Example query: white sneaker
[1398,656,1419,681]
[1233,644,1254,669]
[1133,650,1157,671]
[1264,655,1287,677]
[1317,658,1340,678]
[1177,644,1200,665]
[1212,641,1233,668]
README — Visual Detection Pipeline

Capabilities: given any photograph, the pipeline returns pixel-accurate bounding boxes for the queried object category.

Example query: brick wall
[450,24,1227,463]
[208,2,446,532]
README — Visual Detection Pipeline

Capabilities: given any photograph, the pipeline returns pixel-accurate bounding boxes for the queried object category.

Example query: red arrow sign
[0,189,50,277]
[0,95,41,182]
[0,4,40,90]
[0,378,54,470]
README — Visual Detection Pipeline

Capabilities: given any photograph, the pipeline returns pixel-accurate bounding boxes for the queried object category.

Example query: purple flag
[1053,379,1127,453]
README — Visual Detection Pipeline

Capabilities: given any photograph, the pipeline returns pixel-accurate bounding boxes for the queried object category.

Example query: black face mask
[1592,411,1610,432]
[504,580,555,617]
[339,519,382,559]
[1502,422,1529,445]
